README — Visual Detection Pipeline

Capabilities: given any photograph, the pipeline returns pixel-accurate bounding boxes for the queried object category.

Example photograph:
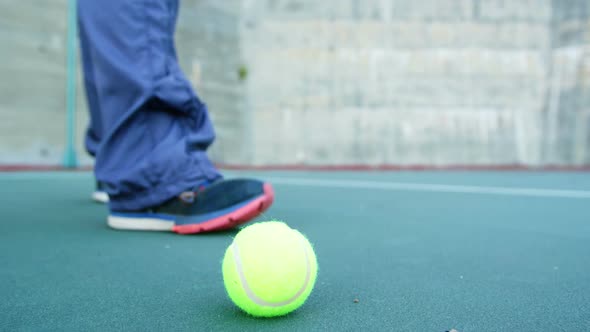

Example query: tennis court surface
[1,170,589,331]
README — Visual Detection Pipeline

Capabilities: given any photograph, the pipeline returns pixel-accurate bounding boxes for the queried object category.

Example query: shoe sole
[107,183,274,234]
[92,191,110,204]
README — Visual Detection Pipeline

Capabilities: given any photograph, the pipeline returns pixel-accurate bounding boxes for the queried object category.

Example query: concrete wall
[240,0,553,166]
[175,0,248,163]
[0,1,85,164]
[544,0,590,164]
[0,0,588,167]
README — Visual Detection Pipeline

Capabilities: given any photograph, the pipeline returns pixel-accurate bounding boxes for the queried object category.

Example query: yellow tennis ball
[222,221,318,317]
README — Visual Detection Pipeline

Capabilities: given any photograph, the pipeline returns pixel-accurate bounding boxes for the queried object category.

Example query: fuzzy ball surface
[222,221,318,317]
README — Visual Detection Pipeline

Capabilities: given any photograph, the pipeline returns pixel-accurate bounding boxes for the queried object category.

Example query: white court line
[2,172,589,199]
[263,177,590,199]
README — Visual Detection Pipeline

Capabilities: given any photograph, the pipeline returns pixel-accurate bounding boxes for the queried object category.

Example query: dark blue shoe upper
[112,178,265,217]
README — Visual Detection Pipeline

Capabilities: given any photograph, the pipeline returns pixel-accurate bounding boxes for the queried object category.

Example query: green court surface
[1,171,589,331]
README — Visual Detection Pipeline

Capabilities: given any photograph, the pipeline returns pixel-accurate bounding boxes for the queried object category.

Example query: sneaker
[107,178,274,234]
[92,181,110,204]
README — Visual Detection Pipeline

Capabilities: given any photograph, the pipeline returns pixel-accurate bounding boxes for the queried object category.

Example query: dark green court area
[1,171,589,331]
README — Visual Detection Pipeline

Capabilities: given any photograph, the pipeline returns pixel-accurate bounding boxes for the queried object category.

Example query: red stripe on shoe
[172,183,275,234]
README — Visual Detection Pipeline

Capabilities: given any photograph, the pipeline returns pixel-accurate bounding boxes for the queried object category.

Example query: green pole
[63,0,78,168]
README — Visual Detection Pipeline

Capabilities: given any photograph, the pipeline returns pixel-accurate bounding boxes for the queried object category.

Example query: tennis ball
[222,221,318,317]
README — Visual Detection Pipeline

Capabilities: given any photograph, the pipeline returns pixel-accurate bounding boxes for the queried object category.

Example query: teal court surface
[1,171,589,331]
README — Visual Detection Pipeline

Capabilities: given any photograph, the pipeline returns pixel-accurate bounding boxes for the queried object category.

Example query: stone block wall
[0,0,588,167]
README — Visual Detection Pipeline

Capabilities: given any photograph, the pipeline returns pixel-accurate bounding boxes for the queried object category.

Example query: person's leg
[78,0,219,209]
[77,0,273,233]
[78,21,101,158]
[78,18,110,203]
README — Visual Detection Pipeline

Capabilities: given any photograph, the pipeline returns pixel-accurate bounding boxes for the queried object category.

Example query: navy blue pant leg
[78,15,102,157]
[77,0,221,211]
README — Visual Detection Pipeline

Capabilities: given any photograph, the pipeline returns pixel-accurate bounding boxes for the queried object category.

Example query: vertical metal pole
[63,0,78,168]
